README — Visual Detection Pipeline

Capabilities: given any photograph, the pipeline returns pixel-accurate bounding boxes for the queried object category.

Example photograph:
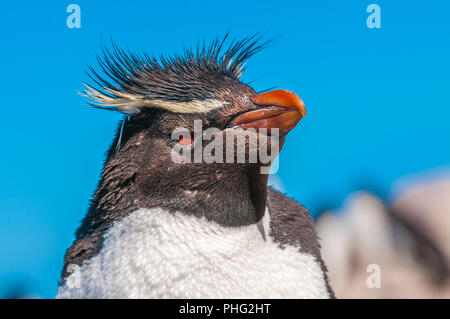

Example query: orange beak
[231,89,307,134]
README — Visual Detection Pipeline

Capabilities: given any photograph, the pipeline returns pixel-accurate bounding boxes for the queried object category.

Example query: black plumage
[85,34,271,111]
[59,35,334,298]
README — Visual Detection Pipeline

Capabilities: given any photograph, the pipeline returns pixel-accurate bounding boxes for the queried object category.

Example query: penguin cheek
[214,128,283,166]
[169,128,284,167]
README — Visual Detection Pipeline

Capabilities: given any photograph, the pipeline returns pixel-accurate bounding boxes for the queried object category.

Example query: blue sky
[0,1,449,298]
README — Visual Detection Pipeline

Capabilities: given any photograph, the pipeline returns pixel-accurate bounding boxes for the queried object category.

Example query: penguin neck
[81,134,270,242]
[91,161,270,227]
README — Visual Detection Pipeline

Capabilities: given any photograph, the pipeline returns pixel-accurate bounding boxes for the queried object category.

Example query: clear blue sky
[1,1,449,298]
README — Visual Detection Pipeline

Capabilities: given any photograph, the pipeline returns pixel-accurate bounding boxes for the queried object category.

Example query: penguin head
[84,35,306,226]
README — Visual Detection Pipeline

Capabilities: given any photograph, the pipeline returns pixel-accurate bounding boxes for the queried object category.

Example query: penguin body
[57,36,334,298]
[57,189,331,298]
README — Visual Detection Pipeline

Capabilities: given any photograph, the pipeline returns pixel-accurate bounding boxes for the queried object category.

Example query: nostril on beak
[250,89,306,117]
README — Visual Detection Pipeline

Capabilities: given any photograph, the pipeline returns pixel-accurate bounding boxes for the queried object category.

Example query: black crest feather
[83,34,272,113]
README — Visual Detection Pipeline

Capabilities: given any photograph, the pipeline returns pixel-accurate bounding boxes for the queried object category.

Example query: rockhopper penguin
[56,35,335,298]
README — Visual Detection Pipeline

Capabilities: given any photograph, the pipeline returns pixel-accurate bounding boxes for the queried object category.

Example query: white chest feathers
[56,208,330,299]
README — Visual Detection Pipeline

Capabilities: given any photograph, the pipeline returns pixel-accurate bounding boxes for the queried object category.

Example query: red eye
[178,135,193,146]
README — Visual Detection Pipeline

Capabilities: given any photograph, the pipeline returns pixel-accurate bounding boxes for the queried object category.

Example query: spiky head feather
[83,35,271,114]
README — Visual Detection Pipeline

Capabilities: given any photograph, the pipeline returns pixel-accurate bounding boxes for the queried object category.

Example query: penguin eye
[177,135,194,146]
[171,129,194,146]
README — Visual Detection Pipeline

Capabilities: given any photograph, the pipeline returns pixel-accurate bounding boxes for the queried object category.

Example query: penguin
[56,35,335,299]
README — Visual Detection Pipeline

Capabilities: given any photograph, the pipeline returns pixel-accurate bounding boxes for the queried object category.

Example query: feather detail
[82,34,272,114]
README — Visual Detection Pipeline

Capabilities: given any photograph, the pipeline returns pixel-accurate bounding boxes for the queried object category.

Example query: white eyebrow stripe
[82,84,225,114]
